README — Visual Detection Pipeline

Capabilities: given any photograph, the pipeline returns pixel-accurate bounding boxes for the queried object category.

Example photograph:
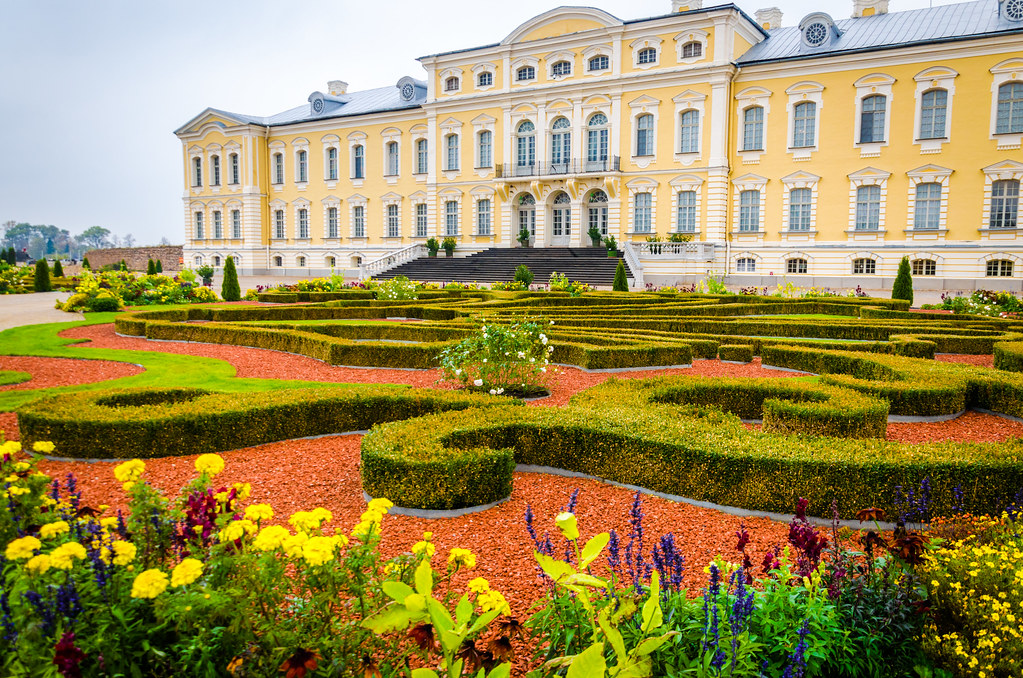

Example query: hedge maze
[21,290,1023,518]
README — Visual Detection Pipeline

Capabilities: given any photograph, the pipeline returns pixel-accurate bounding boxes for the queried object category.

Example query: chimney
[852,0,889,17]
[755,7,783,29]
[672,0,703,11]
[328,80,348,96]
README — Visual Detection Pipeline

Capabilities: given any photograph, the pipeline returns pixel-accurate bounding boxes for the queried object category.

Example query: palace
[176,0,1023,289]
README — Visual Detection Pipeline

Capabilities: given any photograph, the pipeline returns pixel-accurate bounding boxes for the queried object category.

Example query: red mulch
[0,356,143,391]
[936,354,995,368]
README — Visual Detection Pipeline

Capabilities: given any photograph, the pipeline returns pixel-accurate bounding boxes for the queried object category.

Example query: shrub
[147,258,157,275]
[612,259,628,291]
[375,275,418,301]
[425,237,440,255]
[892,256,913,306]
[605,234,618,252]
[220,256,241,302]
[196,264,214,286]
[719,344,753,362]
[52,259,64,277]
[442,236,457,255]
[437,320,554,397]
[155,259,162,273]
[86,291,122,312]
[514,264,534,286]
[995,341,1023,372]
[33,259,51,292]
[82,256,90,270]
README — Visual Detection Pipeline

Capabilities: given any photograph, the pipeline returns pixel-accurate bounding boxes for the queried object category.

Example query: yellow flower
[8,486,29,496]
[555,512,579,541]
[253,525,291,551]
[302,536,336,566]
[171,558,203,586]
[289,509,331,533]
[50,542,87,570]
[448,548,476,570]
[219,520,256,543]
[12,462,30,472]
[100,517,119,529]
[26,554,51,576]
[122,482,136,493]
[282,532,309,557]
[367,497,393,513]
[32,441,56,454]
[5,536,41,560]
[112,541,136,566]
[194,454,225,477]
[39,521,70,539]
[243,504,274,522]
[478,589,511,616]
[131,569,169,599]
[351,520,380,540]
[113,459,145,483]
[232,482,251,500]
[468,577,490,594]
[412,541,436,558]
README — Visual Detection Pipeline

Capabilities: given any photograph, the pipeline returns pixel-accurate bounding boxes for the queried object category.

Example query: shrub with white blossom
[437,320,554,397]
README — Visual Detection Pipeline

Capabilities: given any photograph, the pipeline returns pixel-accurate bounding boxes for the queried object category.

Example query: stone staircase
[372,247,633,286]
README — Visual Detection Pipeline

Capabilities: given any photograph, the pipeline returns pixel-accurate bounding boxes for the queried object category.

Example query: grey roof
[739,1,1023,65]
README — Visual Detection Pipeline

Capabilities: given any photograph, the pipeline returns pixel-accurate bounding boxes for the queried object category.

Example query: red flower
[53,631,87,678]
[855,507,886,523]
[408,622,437,653]
[279,648,319,678]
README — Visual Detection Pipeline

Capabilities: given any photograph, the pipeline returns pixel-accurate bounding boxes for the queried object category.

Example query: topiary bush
[892,256,913,306]
[147,259,157,275]
[221,256,241,302]
[52,259,64,278]
[612,259,628,292]
[514,264,534,287]
[155,259,162,273]
[33,259,51,292]
[82,256,91,270]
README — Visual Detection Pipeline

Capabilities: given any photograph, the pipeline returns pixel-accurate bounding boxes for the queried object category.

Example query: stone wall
[82,246,182,272]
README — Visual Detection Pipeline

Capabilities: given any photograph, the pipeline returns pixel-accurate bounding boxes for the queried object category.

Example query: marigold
[468,577,490,594]
[289,509,331,533]
[219,520,256,543]
[244,503,274,522]
[32,441,56,454]
[26,554,51,576]
[367,497,393,513]
[232,482,251,500]
[171,558,203,586]
[282,532,309,557]
[253,525,291,551]
[113,459,145,483]
[412,541,436,558]
[448,548,476,570]
[5,535,41,560]
[131,569,169,599]
[50,542,87,570]
[39,521,70,539]
[194,454,225,477]
[302,536,336,567]
[112,541,136,566]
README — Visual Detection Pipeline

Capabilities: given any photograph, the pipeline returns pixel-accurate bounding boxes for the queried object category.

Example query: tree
[5,247,13,265]
[53,259,64,277]
[45,238,55,255]
[159,237,171,246]
[82,257,91,270]
[123,233,136,248]
[78,226,110,250]
[120,259,128,271]
[147,259,157,275]
[155,259,163,273]
[34,259,51,292]
[221,256,241,301]
[892,255,913,306]
[612,259,629,292]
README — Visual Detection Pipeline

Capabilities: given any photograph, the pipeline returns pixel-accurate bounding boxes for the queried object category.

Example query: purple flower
[53,631,87,678]
[607,529,621,573]
[781,620,811,678]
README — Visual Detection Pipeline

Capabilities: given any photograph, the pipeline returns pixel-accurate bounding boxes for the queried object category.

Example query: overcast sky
[0,0,956,244]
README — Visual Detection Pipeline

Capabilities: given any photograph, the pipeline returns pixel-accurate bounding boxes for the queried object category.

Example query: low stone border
[555,363,692,373]
[364,491,510,518]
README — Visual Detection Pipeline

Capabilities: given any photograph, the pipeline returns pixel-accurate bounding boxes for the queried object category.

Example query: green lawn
[0,371,30,386]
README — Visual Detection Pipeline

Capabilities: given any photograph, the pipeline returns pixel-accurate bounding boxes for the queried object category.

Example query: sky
[0,0,960,245]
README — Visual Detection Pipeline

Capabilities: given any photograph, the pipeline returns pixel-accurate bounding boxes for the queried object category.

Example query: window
[914,183,942,230]
[192,157,202,187]
[328,256,336,268]
[516,66,535,82]
[588,55,609,72]
[853,258,876,274]
[353,206,365,238]
[327,207,338,239]
[551,118,571,168]
[552,192,571,237]
[296,150,308,183]
[736,257,756,273]
[551,61,571,77]
[445,200,459,236]
[194,212,204,239]
[679,110,699,153]
[231,209,241,238]
[386,204,399,238]
[860,95,887,143]
[444,76,459,92]
[445,134,459,171]
[273,256,283,267]
[229,153,239,184]
[589,190,609,236]
[214,256,221,267]
[273,153,284,184]
[298,256,306,267]
[681,41,702,58]
[677,191,696,232]
[415,139,428,174]
[416,203,428,237]
[742,107,764,151]
[912,259,936,276]
[386,141,399,176]
[919,89,948,139]
[636,114,654,156]
[476,199,491,235]
[991,179,1020,229]
[298,209,309,239]
[477,130,492,168]
[788,188,812,231]
[792,102,816,148]
[587,114,608,163]
[211,155,221,186]
[855,185,882,230]
[274,209,285,239]
[327,147,338,180]
[739,190,760,232]
[477,71,493,87]
[213,211,222,239]
[787,258,808,274]
[517,121,535,168]
[996,83,1023,134]
[194,256,203,267]
[987,259,1014,277]
[353,145,364,179]
[638,47,657,64]
[634,192,652,233]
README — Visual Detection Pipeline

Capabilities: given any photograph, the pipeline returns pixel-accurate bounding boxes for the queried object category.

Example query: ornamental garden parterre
[2,283,1023,677]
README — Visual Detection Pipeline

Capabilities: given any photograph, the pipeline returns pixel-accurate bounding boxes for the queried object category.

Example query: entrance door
[550,192,571,247]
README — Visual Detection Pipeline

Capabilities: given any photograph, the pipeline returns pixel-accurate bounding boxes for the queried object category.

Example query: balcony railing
[635,241,716,261]
[496,157,620,179]
[359,243,427,281]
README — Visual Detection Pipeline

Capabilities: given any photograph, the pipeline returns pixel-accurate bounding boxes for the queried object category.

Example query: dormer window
[444,77,459,92]
[799,12,838,48]
[1003,0,1023,21]
[516,66,535,82]
[804,22,828,46]
[550,61,571,77]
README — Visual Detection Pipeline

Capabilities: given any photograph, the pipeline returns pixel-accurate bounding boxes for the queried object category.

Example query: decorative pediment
[781,171,821,185]
[785,81,825,95]
[669,174,704,188]
[628,94,661,110]
[914,66,958,82]
[439,117,463,132]
[847,167,892,181]
[907,164,952,179]
[380,192,403,202]
[991,58,1023,75]
[984,159,1023,173]
[174,108,252,137]
[733,173,768,185]
[853,73,896,88]
[409,190,428,201]
[502,7,622,45]
[673,89,707,104]
[735,86,771,101]
[626,176,658,189]
[547,99,573,111]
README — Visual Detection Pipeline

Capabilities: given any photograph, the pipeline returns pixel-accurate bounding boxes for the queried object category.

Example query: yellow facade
[177,0,1023,289]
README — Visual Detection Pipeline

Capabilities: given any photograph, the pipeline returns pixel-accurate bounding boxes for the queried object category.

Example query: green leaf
[415,559,434,596]
[441,629,464,654]
[535,552,575,582]
[562,573,608,589]
[411,670,440,678]
[455,594,473,626]
[567,642,607,678]
[427,597,454,634]
[468,608,501,635]
[597,609,626,666]
[487,664,512,678]
[579,532,610,570]
[382,580,415,603]
[616,655,653,678]
[641,570,663,632]
[361,605,412,634]
[634,631,678,657]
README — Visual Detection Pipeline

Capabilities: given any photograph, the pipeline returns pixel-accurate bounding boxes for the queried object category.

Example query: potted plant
[587,225,602,248]
[517,228,531,248]
[426,237,440,258]
[604,235,618,258]
[669,232,694,243]
[442,236,457,257]
[647,234,663,255]
[195,264,215,287]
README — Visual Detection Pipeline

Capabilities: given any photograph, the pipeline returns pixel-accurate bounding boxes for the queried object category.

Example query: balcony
[496,157,620,179]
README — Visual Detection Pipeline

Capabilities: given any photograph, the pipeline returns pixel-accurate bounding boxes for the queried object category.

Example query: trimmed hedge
[995,341,1023,372]
[17,386,513,459]
[718,345,753,363]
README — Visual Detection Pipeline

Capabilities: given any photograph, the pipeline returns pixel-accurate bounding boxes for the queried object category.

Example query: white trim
[673,29,708,64]
[853,73,895,157]
[990,58,1023,149]
[912,66,957,154]
[735,86,771,163]
[672,89,705,165]
[784,81,823,161]
[630,35,663,70]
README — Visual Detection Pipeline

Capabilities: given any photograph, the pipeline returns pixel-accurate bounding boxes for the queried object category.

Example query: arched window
[911,259,936,276]
[326,147,338,181]
[445,134,459,171]
[552,192,572,238]
[477,71,493,87]
[736,257,756,273]
[676,191,696,232]
[638,47,657,64]
[914,183,942,230]
[386,141,399,176]
[742,106,764,151]
[587,113,609,165]
[589,190,608,236]
[855,185,882,231]
[860,95,887,143]
[588,55,609,72]
[996,83,1023,134]
[477,130,492,168]
[213,255,221,267]
[991,179,1020,229]
[636,113,654,156]
[551,61,571,77]
[229,153,240,184]
[739,190,760,232]
[296,150,307,183]
[852,258,876,274]
[273,209,285,239]
[192,157,202,187]
[211,155,221,186]
[273,255,283,267]
[679,110,699,153]
[792,101,816,148]
[518,193,536,238]
[415,139,428,175]
[987,259,1014,277]
[516,66,535,82]
[352,145,364,179]
[444,77,459,92]
[681,41,702,58]
[516,121,535,170]
[272,153,284,184]
[788,188,812,231]
[550,117,571,170]
[919,89,948,139]
[786,258,808,274]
